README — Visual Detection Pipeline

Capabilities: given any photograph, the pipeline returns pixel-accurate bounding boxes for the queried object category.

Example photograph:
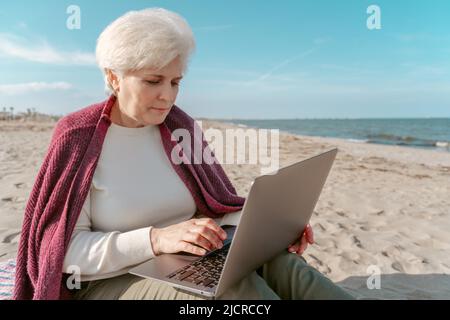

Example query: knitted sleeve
[62,187,155,279]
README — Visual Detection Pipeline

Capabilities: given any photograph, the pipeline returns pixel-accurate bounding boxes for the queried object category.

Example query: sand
[1,119,450,299]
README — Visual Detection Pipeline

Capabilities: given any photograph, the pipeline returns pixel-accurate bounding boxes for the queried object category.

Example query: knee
[267,250,308,271]
[260,250,309,280]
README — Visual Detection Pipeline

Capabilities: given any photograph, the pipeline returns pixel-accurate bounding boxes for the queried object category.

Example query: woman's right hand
[149,218,228,256]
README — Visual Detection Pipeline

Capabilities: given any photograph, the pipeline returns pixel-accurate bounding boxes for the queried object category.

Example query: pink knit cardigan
[13,95,245,300]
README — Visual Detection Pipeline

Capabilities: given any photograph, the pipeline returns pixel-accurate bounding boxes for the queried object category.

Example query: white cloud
[0,33,95,65]
[0,82,73,95]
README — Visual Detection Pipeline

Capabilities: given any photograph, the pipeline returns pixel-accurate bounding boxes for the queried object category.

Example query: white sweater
[62,122,242,281]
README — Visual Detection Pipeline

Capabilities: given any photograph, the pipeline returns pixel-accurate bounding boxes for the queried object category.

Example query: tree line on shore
[0,107,61,122]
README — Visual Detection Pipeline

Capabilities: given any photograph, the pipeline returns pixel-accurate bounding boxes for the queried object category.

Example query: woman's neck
[110,99,144,128]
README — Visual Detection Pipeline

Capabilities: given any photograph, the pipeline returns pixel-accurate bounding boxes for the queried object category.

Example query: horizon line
[2,109,449,121]
[199,116,450,121]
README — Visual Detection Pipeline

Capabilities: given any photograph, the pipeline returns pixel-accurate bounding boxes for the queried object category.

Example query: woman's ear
[106,68,121,93]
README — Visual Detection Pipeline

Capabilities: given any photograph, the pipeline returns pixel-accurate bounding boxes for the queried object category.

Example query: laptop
[129,148,338,299]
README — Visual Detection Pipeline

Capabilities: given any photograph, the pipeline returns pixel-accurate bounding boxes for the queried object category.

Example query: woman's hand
[150,218,228,256]
[287,223,314,256]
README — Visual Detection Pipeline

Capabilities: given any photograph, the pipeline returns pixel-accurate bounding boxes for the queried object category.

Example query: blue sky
[0,0,449,119]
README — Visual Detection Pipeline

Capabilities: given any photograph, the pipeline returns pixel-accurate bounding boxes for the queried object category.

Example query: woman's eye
[145,81,179,87]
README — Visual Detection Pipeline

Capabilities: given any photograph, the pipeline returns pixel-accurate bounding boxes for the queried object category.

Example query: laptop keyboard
[166,242,231,288]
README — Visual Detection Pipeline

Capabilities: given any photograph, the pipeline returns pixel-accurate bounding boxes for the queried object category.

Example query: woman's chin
[139,107,171,126]
[143,114,167,126]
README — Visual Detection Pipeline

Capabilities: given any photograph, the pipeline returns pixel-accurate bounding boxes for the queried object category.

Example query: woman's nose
[158,83,175,101]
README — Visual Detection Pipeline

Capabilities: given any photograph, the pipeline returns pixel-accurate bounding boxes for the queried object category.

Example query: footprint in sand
[315,223,326,231]
[391,261,404,272]
[373,210,385,216]
[412,174,431,179]
[359,225,370,231]
[2,231,21,244]
[338,223,348,231]
[352,235,364,249]
[374,167,390,173]
[14,182,26,189]
[307,253,332,274]
[1,196,25,203]
[308,253,324,266]
[336,211,347,217]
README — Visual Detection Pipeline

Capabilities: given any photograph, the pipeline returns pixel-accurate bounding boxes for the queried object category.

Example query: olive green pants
[73,250,354,300]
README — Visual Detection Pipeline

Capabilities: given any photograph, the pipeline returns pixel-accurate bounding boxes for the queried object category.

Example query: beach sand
[1,119,450,299]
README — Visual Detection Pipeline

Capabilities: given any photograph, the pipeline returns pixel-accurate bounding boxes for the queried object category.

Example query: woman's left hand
[287,223,314,255]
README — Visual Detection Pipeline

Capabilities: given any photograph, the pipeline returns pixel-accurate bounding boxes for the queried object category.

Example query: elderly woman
[13,8,353,300]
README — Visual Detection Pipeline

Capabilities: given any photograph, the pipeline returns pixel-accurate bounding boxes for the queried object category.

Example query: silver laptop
[129,148,338,299]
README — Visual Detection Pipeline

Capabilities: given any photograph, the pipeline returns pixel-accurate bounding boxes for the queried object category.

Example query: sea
[220,118,450,153]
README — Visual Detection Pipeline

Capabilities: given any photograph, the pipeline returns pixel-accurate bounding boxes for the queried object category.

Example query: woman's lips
[150,107,169,113]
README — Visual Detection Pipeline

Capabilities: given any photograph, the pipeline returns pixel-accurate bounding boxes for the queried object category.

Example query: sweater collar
[100,94,115,125]
[99,94,163,132]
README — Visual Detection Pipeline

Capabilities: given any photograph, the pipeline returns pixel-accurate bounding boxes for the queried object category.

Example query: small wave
[436,141,449,148]
[366,133,440,148]
[367,133,418,143]
[346,138,368,143]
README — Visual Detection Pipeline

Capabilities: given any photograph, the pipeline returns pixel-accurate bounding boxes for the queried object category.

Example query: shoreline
[202,119,450,168]
[210,119,450,155]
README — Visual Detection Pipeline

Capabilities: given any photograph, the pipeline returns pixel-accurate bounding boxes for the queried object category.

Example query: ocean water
[221,118,450,152]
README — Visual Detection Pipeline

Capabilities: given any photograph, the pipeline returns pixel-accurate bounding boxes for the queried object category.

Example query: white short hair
[96,8,196,95]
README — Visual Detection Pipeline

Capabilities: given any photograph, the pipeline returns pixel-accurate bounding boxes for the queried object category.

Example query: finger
[195,218,227,240]
[288,240,301,253]
[192,224,224,250]
[185,231,216,252]
[296,233,309,255]
[180,241,208,256]
[289,232,305,250]
[305,224,314,244]
[297,243,308,255]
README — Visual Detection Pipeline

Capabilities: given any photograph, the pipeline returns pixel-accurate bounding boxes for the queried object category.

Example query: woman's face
[109,55,184,128]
